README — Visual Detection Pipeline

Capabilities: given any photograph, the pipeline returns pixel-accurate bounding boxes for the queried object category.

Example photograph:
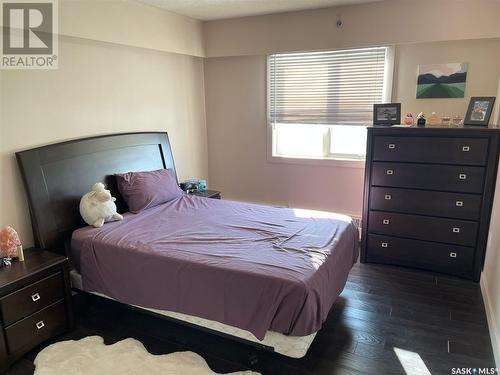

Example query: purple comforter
[71,195,359,340]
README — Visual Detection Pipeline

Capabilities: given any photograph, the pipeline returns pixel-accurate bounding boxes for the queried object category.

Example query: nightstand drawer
[0,273,64,326]
[373,136,489,165]
[5,300,66,355]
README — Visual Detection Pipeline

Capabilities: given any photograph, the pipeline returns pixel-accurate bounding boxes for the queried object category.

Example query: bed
[16,132,359,358]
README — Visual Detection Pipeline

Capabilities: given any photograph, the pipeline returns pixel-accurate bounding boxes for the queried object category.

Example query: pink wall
[204,55,365,217]
[203,0,500,217]
[204,39,500,217]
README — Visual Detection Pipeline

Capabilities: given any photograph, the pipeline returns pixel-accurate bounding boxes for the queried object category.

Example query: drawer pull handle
[459,173,467,180]
[462,146,470,152]
[381,242,388,248]
[386,169,394,175]
[36,320,45,330]
[450,252,457,258]
[455,201,463,207]
[388,143,396,149]
[385,194,392,200]
[383,219,390,225]
[453,227,460,233]
[31,293,41,302]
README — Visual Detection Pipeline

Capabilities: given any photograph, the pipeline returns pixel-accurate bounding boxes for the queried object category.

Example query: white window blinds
[269,47,387,126]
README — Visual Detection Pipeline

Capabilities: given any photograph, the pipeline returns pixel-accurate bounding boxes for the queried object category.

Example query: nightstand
[189,190,221,199]
[0,249,73,371]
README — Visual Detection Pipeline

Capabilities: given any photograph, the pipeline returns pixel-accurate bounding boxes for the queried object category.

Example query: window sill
[267,155,365,169]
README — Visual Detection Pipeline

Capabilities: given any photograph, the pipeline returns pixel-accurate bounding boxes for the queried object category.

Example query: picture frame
[416,63,468,99]
[373,103,401,126]
[464,97,496,126]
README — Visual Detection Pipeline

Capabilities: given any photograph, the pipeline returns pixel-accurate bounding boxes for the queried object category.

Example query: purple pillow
[115,169,183,213]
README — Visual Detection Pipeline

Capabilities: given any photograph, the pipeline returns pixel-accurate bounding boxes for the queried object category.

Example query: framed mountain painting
[416,63,468,99]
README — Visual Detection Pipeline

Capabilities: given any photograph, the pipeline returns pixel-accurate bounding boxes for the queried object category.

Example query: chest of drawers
[361,126,500,281]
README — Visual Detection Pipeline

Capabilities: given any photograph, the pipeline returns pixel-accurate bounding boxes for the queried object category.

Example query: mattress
[71,195,358,346]
[70,271,316,358]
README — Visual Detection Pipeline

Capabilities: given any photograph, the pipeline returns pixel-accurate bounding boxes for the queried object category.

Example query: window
[268,47,392,162]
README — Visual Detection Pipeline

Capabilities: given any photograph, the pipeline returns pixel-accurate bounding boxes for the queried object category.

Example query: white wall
[204,55,364,216]
[481,77,500,367]
[482,164,500,366]
[202,0,500,216]
[204,6,500,359]
[394,39,500,119]
[59,0,204,57]
[0,0,205,57]
[204,0,500,57]
[493,76,500,125]
[204,39,500,217]
[2,1,500,363]
[0,2,208,248]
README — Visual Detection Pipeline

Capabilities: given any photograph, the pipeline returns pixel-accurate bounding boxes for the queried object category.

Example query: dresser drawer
[373,136,488,165]
[372,162,485,193]
[366,234,474,277]
[5,300,66,354]
[368,211,478,246]
[369,187,482,220]
[0,273,64,326]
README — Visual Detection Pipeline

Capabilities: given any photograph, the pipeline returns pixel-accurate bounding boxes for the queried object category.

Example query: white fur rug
[34,336,260,375]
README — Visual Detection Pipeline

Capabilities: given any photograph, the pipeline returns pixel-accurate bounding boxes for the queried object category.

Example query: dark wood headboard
[16,132,177,254]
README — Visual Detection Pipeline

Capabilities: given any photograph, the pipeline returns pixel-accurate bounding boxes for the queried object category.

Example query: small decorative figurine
[1,258,12,267]
[417,112,426,126]
[0,226,23,261]
[404,113,414,125]
[441,115,451,126]
[452,115,464,126]
[427,112,441,126]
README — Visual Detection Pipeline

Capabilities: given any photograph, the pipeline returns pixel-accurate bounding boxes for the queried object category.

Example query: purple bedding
[71,195,359,340]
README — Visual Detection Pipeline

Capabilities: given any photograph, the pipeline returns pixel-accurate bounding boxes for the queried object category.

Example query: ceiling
[138,0,383,21]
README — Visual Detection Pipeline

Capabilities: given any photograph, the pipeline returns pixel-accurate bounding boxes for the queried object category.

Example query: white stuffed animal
[80,183,123,228]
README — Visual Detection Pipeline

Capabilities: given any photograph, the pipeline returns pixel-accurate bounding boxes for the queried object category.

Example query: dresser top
[369,125,500,137]
[369,124,500,132]
[0,249,67,290]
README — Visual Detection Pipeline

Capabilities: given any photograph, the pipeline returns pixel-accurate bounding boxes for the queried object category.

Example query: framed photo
[464,97,496,126]
[373,103,401,126]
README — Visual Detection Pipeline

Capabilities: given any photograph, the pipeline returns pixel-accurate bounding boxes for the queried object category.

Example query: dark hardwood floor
[8,262,495,375]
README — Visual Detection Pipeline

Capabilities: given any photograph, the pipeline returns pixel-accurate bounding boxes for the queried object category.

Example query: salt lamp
[0,226,24,260]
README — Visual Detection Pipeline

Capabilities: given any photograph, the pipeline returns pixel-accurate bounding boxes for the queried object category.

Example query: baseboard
[480,274,500,367]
